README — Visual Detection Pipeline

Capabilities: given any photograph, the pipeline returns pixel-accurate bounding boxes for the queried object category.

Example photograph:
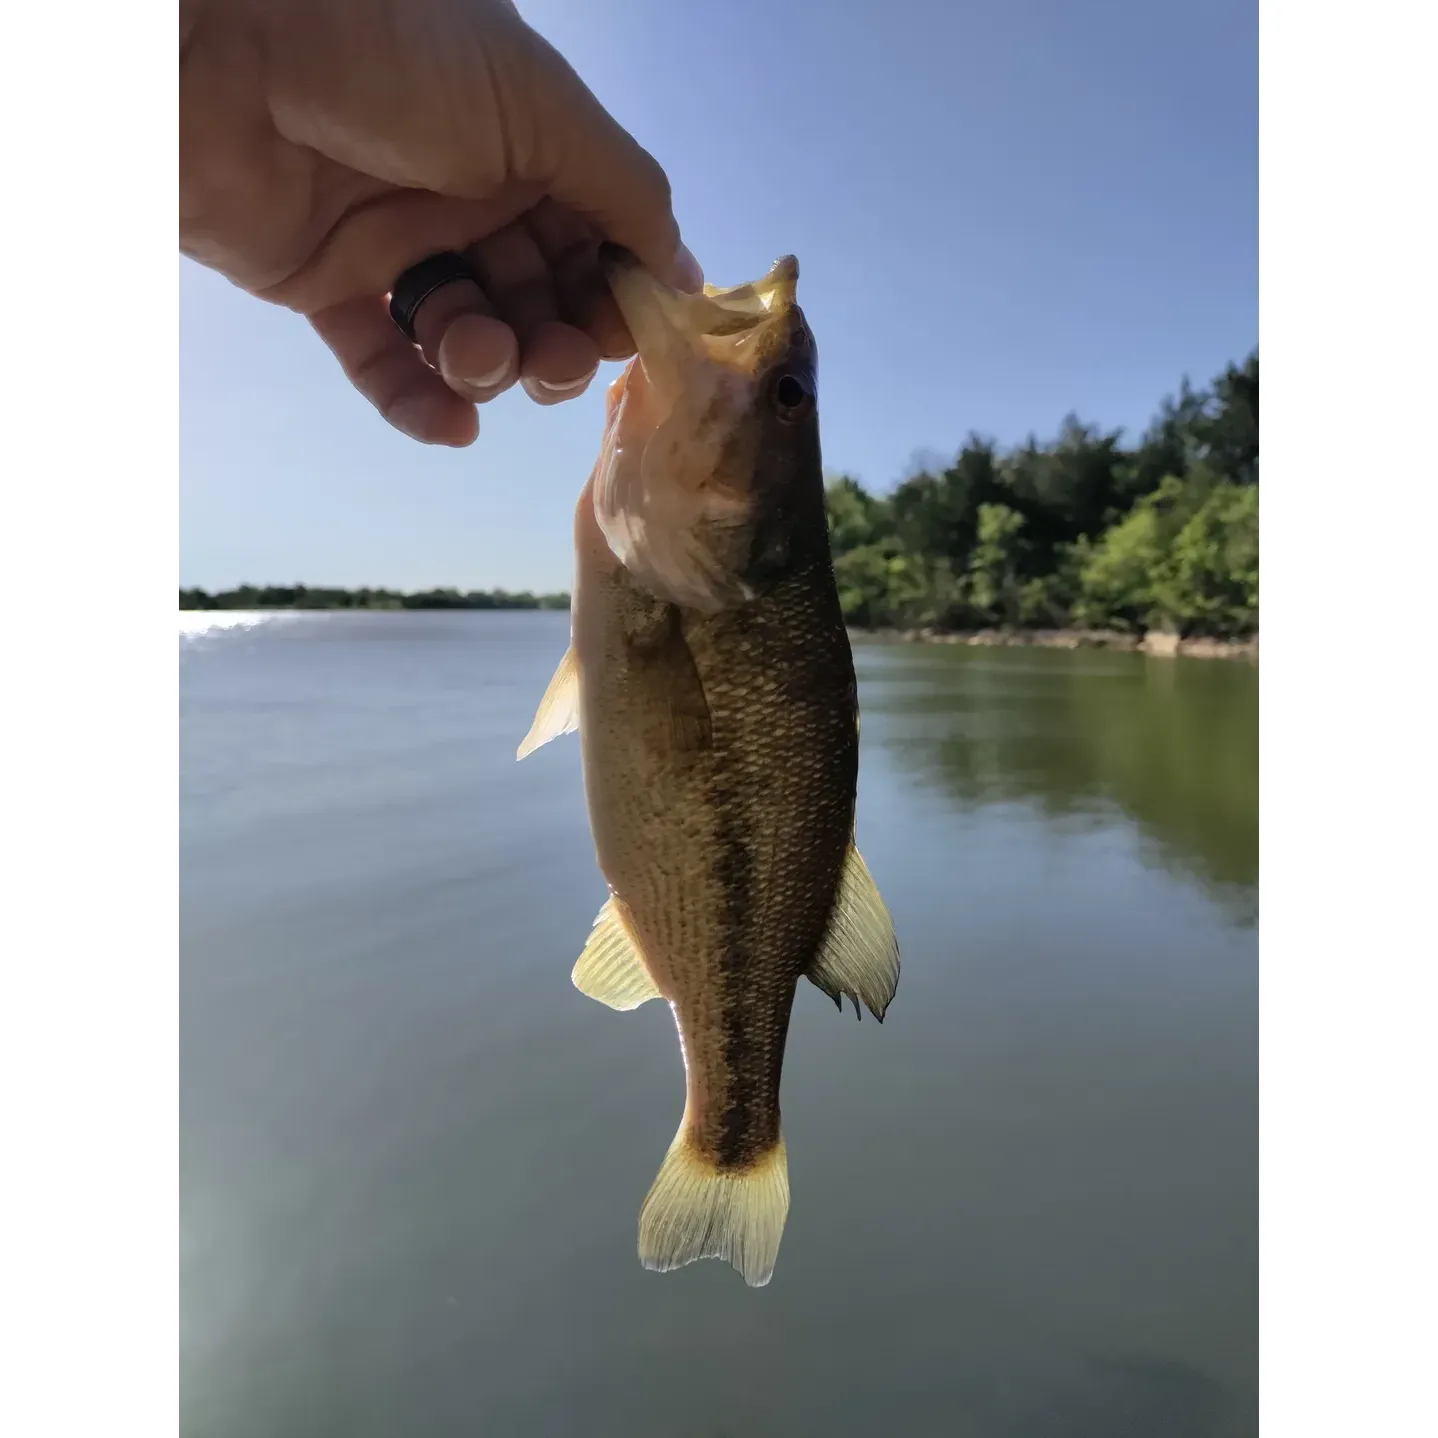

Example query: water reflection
[857,643,1258,918]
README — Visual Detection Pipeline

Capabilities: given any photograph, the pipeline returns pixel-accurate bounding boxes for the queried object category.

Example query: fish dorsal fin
[806,845,900,1021]
[517,646,580,760]
[573,896,662,1010]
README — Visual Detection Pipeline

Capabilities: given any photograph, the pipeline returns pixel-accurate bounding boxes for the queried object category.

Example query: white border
[2,3,176,1435]
[1262,2,1438,1434]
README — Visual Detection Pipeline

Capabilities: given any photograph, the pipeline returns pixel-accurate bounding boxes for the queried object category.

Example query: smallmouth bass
[517,246,899,1286]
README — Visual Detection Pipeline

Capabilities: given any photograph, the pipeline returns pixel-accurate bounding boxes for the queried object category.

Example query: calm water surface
[180,611,1257,1438]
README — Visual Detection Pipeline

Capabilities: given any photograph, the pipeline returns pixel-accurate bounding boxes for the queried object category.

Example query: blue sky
[180,0,1256,594]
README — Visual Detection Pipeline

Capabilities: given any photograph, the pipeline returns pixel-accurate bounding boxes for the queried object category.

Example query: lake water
[180,611,1257,1438]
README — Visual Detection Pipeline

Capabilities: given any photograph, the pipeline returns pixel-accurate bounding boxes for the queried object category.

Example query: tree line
[826,351,1257,638]
[179,585,571,611]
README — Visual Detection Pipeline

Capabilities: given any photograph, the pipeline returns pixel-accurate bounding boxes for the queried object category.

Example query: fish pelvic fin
[638,1128,790,1288]
[517,645,580,760]
[806,843,901,1021]
[572,896,662,1011]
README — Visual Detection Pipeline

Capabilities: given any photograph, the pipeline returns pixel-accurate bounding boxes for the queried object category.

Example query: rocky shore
[848,627,1258,661]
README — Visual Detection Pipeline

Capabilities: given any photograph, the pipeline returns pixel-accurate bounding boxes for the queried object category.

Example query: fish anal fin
[572,896,662,1011]
[638,1128,790,1288]
[517,646,580,760]
[806,844,901,1022]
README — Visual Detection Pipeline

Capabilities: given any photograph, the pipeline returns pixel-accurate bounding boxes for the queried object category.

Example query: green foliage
[1019,541,1089,628]
[1155,482,1259,636]
[179,585,570,611]
[833,541,959,629]
[825,351,1257,638]
[1071,470,1258,635]
[965,504,1028,625]
[1072,494,1166,631]
[826,474,893,551]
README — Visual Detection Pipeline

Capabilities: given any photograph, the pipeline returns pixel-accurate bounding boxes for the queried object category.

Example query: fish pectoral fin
[806,844,901,1021]
[639,1128,790,1288]
[572,896,662,1011]
[664,649,713,752]
[517,646,580,760]
[624,605,713,752]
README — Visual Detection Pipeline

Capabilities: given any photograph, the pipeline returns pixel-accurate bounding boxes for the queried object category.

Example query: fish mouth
[601,246,800,399]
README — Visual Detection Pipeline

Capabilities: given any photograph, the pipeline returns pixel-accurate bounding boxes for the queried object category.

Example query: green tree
[965,504,1028,626]
[1203,351,1259,485]
[825,475,890,553]
[1073,491,1168,631]
[887,437,1003,567]
[834,541,918,627]
[1154,482,1259,635]
[999,418,1126,559]
[1120,379,1208,503]
[1017,540,1088,628]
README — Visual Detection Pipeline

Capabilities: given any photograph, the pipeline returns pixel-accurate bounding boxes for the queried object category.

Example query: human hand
[180,0,700,445]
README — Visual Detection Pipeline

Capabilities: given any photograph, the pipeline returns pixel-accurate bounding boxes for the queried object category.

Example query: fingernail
[524,373,594,401]
[673,242,704,293]
[460,357,514,391]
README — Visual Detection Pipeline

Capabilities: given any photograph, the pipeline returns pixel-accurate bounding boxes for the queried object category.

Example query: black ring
[388,252,477,341]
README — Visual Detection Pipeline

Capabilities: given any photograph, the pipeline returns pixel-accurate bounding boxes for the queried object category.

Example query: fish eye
[771,372,812,420]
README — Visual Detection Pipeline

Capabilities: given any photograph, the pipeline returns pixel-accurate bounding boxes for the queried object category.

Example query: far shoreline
[180,602,1255,662]
[849,626,1258,662]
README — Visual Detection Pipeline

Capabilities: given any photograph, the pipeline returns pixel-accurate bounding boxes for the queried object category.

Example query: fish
[516,246,899,1287]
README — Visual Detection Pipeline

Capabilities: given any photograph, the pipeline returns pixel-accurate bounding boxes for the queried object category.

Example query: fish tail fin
[637,1126,790,1288]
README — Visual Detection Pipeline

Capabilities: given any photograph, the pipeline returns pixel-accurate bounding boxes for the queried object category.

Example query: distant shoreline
[179,586,569,612]
[179,596,1254,661]
[850,626,1257,661]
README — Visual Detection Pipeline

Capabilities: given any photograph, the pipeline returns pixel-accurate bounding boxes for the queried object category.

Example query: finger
[258,186,543,317]
[527,200,634,361]
[468,223,600,405]
[405,276,519,402]
[310,295,478,447]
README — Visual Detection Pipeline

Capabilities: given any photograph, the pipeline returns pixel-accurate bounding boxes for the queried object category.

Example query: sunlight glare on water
[179,610,305,642]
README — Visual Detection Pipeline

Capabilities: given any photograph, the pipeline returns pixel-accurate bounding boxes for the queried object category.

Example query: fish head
[593,246,822,612]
